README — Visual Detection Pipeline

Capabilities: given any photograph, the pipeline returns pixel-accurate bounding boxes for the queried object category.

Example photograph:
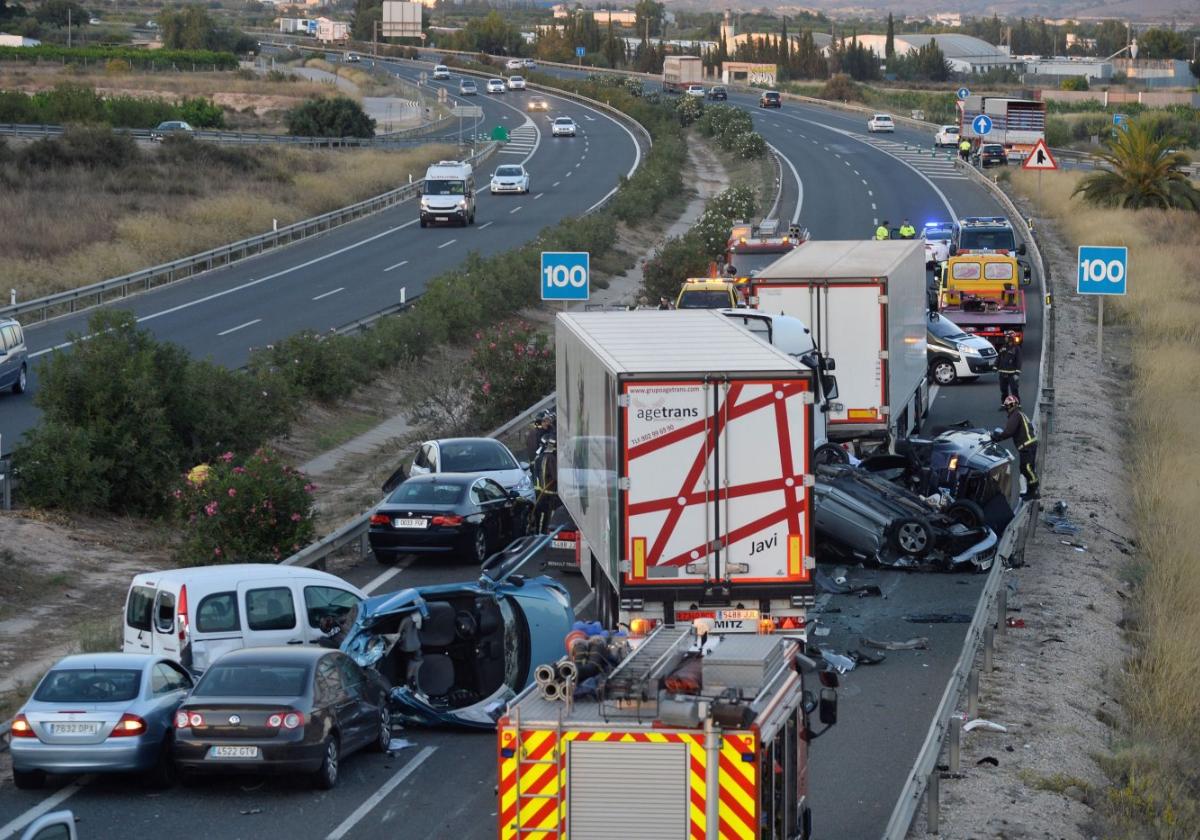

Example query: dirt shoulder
[906,188,1133,839]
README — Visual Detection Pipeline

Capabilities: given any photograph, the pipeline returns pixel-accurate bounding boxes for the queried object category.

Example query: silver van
[419,160,476,227]
[122,564,367,674]
[0,317,29,396]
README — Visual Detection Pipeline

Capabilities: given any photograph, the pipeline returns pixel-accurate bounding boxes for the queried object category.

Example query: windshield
[495,167,523,177]
[35,668,141,702]
[461,81,475,88]
[425,179,465,196]
[441,440,518,472]
[388,481,467,505]
[194,663,309,697]
[678,289,733,309]
[924,226,953,241]
[554,118,572,125]
[959,228,1016,252]
[929,317,969,341]
[728,251,788,277]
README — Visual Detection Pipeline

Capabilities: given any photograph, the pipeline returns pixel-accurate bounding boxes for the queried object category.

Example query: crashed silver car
[813,463,997,570]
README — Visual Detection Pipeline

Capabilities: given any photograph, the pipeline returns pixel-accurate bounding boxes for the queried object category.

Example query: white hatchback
[868,114,895,133]
[685,84,706,98]
[486,78,506,94]
[507,75,526,90]
[491,164,530,195]
[551,116,577,137]
[432,64,450,80]
[934,124,960,147]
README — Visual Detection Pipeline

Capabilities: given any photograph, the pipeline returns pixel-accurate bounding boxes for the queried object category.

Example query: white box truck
[748,240,929,446]
[556,310,819,633]
[662,55,703,93]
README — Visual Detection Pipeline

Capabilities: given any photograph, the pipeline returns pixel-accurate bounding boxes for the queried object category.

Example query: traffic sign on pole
[1113,113,1127,128]
[575,46,586,57]
[1021,138,1057,171]
[1078,244,1128,363]
[956,87,970,100]
[541,252,590,302]
[971,114,993,136]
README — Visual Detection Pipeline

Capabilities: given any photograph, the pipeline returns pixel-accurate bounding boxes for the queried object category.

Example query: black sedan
[975,143,1008,167]
[369,473,531,564]
[173,647,390,789]
[707,85,728,101]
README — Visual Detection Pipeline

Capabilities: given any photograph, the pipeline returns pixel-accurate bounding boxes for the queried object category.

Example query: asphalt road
[0,64,1044,840]
[0,61,642,455]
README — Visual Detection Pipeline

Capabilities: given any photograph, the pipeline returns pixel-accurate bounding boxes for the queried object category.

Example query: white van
[121,564,367,674]
[420,160,475,227]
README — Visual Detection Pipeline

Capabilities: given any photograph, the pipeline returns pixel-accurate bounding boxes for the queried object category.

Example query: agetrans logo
[635,406,699,421]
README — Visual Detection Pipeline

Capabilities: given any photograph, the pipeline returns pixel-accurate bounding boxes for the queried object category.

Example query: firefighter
[658,296,673,310]
[874,220,890,240]
[992,395,1039,500]
[526,409,555,462]
[997,332,1022,404]
[959,137,971,161]
[531,435,560,534]
[898,218,916,239]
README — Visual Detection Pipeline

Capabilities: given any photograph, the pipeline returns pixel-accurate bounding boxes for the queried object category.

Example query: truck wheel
[891,517,933,558]
[931,359,958,385]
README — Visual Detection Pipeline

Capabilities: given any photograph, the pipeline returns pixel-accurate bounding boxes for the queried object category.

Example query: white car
[432,65,450,80]
[388,437,534,502]
[523,58,538,69]
[551,116,577,137]
[867,114,895,133]
[507,75,526,91]
[685,84,706,98]
[486,78,506,94]
[490,164,530,194]
[934,124,960,147]
[506,58,525,71]
[922,222,954,268]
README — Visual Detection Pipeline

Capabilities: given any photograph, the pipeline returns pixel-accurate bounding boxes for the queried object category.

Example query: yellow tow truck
[937,252,1029,347]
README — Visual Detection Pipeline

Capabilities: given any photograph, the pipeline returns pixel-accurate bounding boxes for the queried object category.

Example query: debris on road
[820,649,857,674]
[904,612,973,623]
[976,756,1000,767]
[861,635,930,651]
[1043,511,1082,536]
[963,719,1008,733]
[388,738,416,752]
[240,808,264,816]
[1005,617,1026,629]
[814,568,883,597]
[847,649,886,666]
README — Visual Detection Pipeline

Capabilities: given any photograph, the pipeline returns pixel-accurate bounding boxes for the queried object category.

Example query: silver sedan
[10,653,195,789]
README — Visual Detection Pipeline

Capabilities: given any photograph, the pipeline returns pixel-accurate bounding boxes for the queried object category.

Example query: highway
[0,60,1043,840]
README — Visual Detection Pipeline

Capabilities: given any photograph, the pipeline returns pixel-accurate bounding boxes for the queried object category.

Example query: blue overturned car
[342,533,575,728]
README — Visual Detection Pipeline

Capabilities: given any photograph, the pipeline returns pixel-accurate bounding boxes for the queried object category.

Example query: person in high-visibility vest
[959,138,971,161]
[898,218,916,239]
[992,395,1039,500]
[874,220,890,240]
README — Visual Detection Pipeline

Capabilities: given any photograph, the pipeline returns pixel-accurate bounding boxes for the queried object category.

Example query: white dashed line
[553,180,560,187]
[862,179,868,185]
[312,287,344,301]
[217,318,261,337]
[478,221,494,230]
[566,171,573,177]
[510,206,523,214]
[438,239,457,249]
[383,260,408,272]
[534,192,544,200]
[872,203,877,210]
[868,190,874,196]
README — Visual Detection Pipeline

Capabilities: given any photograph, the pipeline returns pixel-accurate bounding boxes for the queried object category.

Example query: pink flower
[213,547,222,557]
[514,343,524,356]
[172,489,182,500]
[291,512,302,522]
[227,488,237,498]
[482,381,492,395]
[474,331,482,340]
[489,342,497,349]
[204,501,219,517]
[264,500,274,510]
[233,466,246,474]
[220,451,234,463]
[304,483,317,493]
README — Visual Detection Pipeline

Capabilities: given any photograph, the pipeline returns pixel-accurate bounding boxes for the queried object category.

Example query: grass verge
[1010,167,1200,838]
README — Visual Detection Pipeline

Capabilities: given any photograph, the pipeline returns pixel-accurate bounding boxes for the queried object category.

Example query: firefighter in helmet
[992,395,1039,500]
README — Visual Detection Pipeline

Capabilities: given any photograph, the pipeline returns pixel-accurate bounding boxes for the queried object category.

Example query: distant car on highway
[523,58,538,69]
[172,646,390,790]
[707,85,728,101]
[526,96,549,111]
[934,124,960,147]
[505,58,525,71]
[759,90,781,108]
[346,52,361,63]
[490,163,531,195]
[685,84,706,98]
[486,78,506,94]
[551,116,577,137]
[459,78,477,95]
[432,64,450,79]
[368,474,532,564]
[10,653,193,789]
[867,114,895,132]
[506,75,526,90]
[149,120,193,141]
[0,316,29,396]
[975,143,1009,167]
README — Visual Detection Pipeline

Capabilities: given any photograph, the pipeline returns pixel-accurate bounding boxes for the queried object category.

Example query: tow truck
[675,277,740,309]
[725,219,807,281]
[937,251,1028,348]
[497,623,838,840]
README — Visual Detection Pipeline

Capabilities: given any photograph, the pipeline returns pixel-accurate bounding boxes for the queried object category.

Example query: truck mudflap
[496,724,759,840]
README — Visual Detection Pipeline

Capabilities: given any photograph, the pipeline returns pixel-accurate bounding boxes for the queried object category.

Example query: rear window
[984,262,1014,281]
[126,585,155,631]
[441,440,517,472]
[677,290,734,309]
[388,481,466,505]
[35,668,141,702]
[154,591,176,633]
[951,262,982,280]
[193,664,309,697]
[958,228,1016,252]
[196,592,239,634]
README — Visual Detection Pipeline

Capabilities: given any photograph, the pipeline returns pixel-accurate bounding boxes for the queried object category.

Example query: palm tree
[1072,121,1200,212]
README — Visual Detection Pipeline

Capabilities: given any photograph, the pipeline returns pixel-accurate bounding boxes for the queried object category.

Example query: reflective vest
[874,225,889,240]
[898,224,916,239]
[959,139,971,152]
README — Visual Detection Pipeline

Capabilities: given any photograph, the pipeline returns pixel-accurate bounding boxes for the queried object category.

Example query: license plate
[208,746,260,759]
[436,216,449,221]
[51,722,99,735]
[550,539,574,550]
[394,518,428,529]
[714,608,761,632]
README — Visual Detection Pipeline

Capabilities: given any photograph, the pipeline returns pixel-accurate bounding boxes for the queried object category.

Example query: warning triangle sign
[1022,139,1058,171]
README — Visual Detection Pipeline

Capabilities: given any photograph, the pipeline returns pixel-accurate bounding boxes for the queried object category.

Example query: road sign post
[1022,138,1057,199]
[541,251,590,304]
[1077,245,1128,363]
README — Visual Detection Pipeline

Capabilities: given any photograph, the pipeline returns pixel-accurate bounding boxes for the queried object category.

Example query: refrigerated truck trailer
[748,240,929,446]
[662,55,704,92]
[556,310,819,633]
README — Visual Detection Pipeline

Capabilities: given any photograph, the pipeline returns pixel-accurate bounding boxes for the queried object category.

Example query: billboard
[382,1,422,38]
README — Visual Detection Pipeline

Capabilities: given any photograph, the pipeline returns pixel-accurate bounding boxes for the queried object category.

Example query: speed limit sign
[1077,245,1127,295]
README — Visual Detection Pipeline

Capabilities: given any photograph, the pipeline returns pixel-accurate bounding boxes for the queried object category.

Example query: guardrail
[0,120,456,148]
[0,143,497,327]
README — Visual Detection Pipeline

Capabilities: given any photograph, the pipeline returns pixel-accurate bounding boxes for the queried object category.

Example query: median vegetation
[0,82,225,128]
[0,44,239,70]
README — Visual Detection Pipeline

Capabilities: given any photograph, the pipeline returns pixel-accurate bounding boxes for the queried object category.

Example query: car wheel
[472,528,489,564]
[814,442,850,466]
[419,218,427,228]
[931,359,958,385]
[891,518,934,558]
[13,768,46,790]
[14,365,27,394]
[313,735,340,790]
[946,499,986,529]
[144,735,177,789]
[369,699,392,753]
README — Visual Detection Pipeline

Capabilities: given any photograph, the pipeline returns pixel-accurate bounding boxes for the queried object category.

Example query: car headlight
[516,475,532,493]
[457,199,467,208]
[959,343,982,357]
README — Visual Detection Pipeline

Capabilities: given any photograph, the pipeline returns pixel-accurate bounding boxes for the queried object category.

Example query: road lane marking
[217,318,261,336]
[312,287,345,301]
[437,239,457,249]
[766,141,803,225]
[384,260,409,272]
[862,179,868,185]
[0,776,91,840]
[509,206,523,214]
[324,747,437,840]
[552,180,560,187]
[364,566,403,594]
[478,221,494,230]
[868,190,874,196]
[872,203,877,210]
[533,192,544,200]
[565,171,573,177]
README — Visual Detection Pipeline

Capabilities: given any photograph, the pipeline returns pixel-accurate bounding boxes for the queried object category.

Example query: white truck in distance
[748,240,929,448]
[662,55,703,93]
[556,310,820,634]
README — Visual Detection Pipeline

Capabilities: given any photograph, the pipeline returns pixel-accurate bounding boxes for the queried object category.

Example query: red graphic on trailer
[622,379,810,585]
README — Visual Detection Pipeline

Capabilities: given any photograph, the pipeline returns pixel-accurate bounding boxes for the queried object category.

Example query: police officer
[992,395,1039,500]
[898,218,916,239]
[874,220,890,240]
[531,435,560,533]
[997,332,1022,404]
[959,137,971,162]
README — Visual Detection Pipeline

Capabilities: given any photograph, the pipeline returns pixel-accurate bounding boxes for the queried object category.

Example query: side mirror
[1017,243,1027,256]
[519,460,530,471]
[1022,265,1032,286]
[821,374,839,401]
[818,687,838,726]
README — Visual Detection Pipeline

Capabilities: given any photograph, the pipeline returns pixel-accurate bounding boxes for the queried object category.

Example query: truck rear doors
[621,377,813,588]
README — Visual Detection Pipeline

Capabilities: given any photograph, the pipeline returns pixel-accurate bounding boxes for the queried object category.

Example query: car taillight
[178,584,189,645]
[10,714,35,738]
[109,713,147,737]
[267,710,305,730]
[174,711,189,729]
[761,616,806,633]
[431,515,463,526]
[175,711,206,729]
[629,618,658,637]
[370,514,391,526]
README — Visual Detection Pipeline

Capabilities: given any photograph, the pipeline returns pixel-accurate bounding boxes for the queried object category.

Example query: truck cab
[419,160,475,228]
[675,278,740,309]
[938,252,1028,347]
[726,219,805,281]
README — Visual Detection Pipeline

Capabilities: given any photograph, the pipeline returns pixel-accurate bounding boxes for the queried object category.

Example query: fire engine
[726,219,807,282]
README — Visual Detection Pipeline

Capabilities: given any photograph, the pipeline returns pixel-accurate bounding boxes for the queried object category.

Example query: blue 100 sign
[1076,245,1128,296]
[541,251,590,301]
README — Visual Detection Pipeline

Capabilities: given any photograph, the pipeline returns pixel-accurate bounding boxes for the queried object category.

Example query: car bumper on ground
[174,739,325,775]
[12,736,161,774]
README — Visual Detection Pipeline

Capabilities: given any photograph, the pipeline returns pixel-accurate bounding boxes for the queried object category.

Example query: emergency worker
[527,409,555,462]
[875,220,890,240]
[959,137,971,161]
[531,435,560,533]
[997,332,1022,404]
[898,219,916,239]
[992,396,1039,500]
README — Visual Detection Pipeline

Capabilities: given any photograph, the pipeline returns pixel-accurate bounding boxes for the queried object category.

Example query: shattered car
[813,464,997,570]
[342,534,574,728]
